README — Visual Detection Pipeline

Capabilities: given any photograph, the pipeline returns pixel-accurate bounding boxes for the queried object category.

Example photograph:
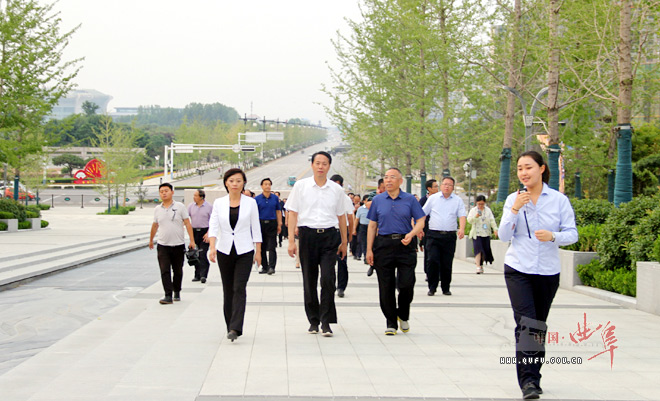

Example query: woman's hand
[512,190,530,212]
[534,229,553,242]
[209,250,216,263]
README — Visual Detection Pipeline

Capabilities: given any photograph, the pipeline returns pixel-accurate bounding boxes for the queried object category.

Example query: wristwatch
[551,232,556,242]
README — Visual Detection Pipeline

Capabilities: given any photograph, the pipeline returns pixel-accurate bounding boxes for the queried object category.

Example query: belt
[430,230,456,235]
[193,228,208,232]
[379,233,405,240]
[260,219,276,223]
[300,226,336,234]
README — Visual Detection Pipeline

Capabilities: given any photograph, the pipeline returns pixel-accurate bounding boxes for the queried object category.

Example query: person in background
[354,194,372,271]
[149,183,196,305]
[275,192,287,247]
[467,195,498,274]
[419,179,439,281]
[188,189,212,283]
[208,168,262,342]
[330,174,354,298]
[498,150,577,399]
[255,178,282,275]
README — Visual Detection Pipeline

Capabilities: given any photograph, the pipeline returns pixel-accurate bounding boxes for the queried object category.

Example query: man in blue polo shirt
[255,178,282,275]
[366,168,426,335]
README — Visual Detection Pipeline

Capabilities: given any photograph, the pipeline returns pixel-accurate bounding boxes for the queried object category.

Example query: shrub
[26,211,39,219]
[562,224,601,252]
[570,198,614,226]
[0,221,7,231]
[97,206,130,215]
[629,208,660,265]
[127,205,136,211]
[597,195,659,271]
[490,202,504,224]
[576,259,636,297]
[41,220,49,228]
[18,221,32,229]
[0,198,27,221]
[653,235,660,263]
[0,211,14,219]
[37,204,50,210]
[26,205,42,217]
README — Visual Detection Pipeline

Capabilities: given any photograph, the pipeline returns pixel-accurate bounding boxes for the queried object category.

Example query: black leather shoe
[427,290,435,296]
[308,324,319,334]
[227,330,238,342]
[443,291,452,296]
[159,295,173,304]
[522,382,540,399]
[173,292,181,301]
[367,266,374,277]
[267,268,275,275]
[259,268,267,274]
[337,289,345,298]
[192,277,201,282]
[201,277,207,283]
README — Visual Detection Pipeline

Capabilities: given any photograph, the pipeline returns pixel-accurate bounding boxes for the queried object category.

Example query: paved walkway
[1,207,659,400]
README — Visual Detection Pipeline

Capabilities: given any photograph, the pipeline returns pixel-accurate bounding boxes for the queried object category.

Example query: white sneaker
[476,266,484,274]
[385,327,397,336]
[398,318,410,333]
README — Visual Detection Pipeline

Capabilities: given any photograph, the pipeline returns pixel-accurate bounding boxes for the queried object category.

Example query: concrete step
[0,233,149,288]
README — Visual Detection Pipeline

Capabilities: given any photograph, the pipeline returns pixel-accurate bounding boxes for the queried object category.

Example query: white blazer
[208,194,263,255]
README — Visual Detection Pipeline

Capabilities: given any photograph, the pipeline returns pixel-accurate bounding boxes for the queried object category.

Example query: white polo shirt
[153,201,190,246]
[285,177,347,229]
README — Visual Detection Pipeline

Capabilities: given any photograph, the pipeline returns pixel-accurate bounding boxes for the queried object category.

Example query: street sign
[241,146,256,152]
[524,115,534,127]
[266,132,284,141]
[232,144,241,153]
[175,145,193,154]
[245,132,267,143]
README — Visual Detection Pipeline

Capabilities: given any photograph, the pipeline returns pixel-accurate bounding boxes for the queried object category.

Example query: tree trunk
[546,0,562,190]
[613,0,633,206]
[497,0,521,203]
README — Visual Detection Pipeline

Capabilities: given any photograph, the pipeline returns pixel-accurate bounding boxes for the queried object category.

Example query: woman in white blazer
[208,168,262,342]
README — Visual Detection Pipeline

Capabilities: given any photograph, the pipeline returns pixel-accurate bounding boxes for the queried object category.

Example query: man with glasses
[188,189,212,283]
[422,177,466,296]
[149,183,196,304]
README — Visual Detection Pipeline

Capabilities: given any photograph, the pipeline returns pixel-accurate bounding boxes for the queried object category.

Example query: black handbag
[185,247,201,266]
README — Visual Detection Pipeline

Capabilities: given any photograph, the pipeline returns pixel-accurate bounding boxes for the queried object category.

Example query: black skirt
[473,236,494,266]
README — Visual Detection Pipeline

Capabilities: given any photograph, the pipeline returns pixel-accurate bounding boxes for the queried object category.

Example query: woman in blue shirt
[498,151,577,399]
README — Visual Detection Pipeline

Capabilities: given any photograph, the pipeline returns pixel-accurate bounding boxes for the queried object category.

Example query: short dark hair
[196,189,206,199]
[442,176,456,185]
[311,151,332,164]
[377,178,384,186]
[159,183,173,191]
[274,191,281,196]
[330,174,344,186]
[425,179,437,190]
[362,194,370,201]
[518,150,550,184]
[260,178,272,186]
[476,195,486,203]
[223,168,247,192]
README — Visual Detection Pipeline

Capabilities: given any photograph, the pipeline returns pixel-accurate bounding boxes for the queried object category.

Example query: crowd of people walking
[148,149,577,400]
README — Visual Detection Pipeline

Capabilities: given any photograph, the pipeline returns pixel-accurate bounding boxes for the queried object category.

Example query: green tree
[81,101,99,116]
[0,0,81,173]
[52,154,86,176]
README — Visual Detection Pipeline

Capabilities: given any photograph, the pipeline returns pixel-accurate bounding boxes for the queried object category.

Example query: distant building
[50,89,113,120]
[110,107,140,118]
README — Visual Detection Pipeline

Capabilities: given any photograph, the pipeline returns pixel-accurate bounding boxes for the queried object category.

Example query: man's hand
[288,241,297,258]
[202,233,209,243]
[366,250,374,266]
[337,241,347,259]
[189,241,196,249]
[277,225,282,235]
[457,228,465,240]
[149,240,154,250]
[401,232,415,246]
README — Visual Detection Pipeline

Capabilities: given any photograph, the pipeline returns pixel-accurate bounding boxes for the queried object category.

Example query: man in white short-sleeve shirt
[285,151,347,337]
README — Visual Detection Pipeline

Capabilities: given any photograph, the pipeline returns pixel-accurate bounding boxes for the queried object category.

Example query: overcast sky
[48,0,362,126]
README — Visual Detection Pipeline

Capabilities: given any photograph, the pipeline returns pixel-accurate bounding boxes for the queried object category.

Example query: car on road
[1,184,36,200]
[287,176,297,186]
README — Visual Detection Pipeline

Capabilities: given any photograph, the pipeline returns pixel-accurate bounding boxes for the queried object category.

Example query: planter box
[637,261,660,316]
[490,240,510,272]
[455,237,474,259]
[558,249,598,290]
[0,218,18,233]
[28,218,41,230]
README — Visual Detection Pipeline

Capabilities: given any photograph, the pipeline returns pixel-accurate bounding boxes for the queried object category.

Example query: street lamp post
[501,86,549,151]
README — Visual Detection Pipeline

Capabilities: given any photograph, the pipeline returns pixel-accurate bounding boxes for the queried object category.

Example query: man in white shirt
[286,151,348,337]
[149,183,196,304]
[422,176,466,296]
[330,174,355,298]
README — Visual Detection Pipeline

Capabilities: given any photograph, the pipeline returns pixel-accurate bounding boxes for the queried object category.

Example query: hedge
[0,211,14,219]
[570,198,614,226]
[0,221,7,231]
[41,220,49,228]
[97,206,131,215]
[577,259,636,297]
[562,224,601,252]
[37,204,50,210]
[629,207,660,267]
[0,198,27,222]
[653,235,660,263]
[18,221,31,229]
[26,205,42,217]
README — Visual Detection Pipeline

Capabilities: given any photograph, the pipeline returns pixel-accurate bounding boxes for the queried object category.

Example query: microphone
[519,187,531,238]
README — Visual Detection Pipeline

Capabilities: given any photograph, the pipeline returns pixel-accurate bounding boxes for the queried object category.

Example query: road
[31,139,371,206]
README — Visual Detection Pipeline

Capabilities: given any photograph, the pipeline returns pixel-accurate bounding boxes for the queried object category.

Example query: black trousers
[373,236,417,329]
[336,252,348,291]
[426,231,457,293]
[504,265,560,389]
[192,228,210,279]
[298,227,340,325]
[156,244,185,296]
[421,226,429,276]
[218,247,254,336]
[260,220,278,270]
[356,223,368,259]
